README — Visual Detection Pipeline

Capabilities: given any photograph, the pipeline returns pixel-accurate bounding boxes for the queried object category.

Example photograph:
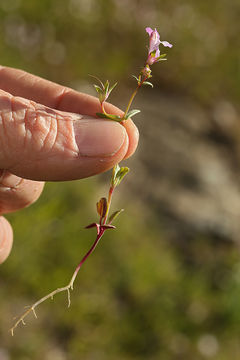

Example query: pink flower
[146,27,172,65]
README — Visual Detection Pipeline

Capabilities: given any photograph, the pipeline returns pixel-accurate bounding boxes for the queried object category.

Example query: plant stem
[69,228,105,287]
[123,86,139,119]
[101,102,106,115]
[103,186,114,225]
[122,75,148,119]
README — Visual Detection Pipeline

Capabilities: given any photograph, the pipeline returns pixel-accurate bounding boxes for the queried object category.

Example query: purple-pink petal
[146,27,153,36]
[146,26,172,65]
[149,31,160,53]
[155,48,160,58]
[161,40,173,48]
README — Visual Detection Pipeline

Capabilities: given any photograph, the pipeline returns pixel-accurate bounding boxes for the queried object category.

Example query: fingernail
[74,118,127,157]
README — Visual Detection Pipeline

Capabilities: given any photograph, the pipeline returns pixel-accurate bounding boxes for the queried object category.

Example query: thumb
[0,216,13,264]
[0,90,129,181]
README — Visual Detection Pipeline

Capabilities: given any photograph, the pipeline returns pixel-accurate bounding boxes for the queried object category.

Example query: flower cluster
[140,27,173,82]
[145,27,172,66]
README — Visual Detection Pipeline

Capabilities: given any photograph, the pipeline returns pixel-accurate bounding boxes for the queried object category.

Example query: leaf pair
[132,75,153,88]
[111,164,129,188]
[92,76,117,104]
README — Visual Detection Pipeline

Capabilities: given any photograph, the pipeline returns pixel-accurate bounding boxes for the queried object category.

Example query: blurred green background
[1,0,240,359]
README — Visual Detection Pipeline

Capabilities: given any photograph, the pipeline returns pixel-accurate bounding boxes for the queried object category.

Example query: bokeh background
[0,0,240,359]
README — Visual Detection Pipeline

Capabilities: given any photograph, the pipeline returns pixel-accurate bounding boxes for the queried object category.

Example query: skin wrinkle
[14,70,29,85]
[11,97,25,152]
[33,113,50,152]
[0,97,12,166]
[0,93,80,170]
[11,96,27,147]
[23,106,29,151]
[26,101,77,159]
[53,86,72,110]
[0,113,8,164]
[27,100,79,158]
[50,112,59,155]
[61,116,79,156]
[56,116,78,157]
[41,115,56,152]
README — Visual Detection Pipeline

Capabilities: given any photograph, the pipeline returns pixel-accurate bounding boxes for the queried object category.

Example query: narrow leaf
[85,222,99,229]
[132,75,140,83]
[89,75,104,88]
[104,80,109,96]
[94,85,103,94]
[142,81,153,88]
[108,209,124,224]
[85,222,101,235]
[125,109,141,120]
[96,112,122,121]
[108,82,118,95]
[96,112,109,118]
[158,53,167,59]
[101,224,116,230]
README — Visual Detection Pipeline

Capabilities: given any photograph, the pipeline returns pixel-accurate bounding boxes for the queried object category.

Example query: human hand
[0,66,139,264]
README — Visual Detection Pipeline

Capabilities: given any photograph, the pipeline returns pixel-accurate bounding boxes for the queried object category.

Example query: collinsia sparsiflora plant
[10,27,172,336]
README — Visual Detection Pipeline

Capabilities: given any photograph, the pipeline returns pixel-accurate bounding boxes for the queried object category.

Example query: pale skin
[0,66,139,264]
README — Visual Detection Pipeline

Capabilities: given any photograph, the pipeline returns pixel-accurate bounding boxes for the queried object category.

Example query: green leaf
[96,112,109,118]
[132,75,140,83]
[94,85,103,94]
[89,75,104,88]
[110,115,122,122]
[114,167,130,187]
[142,81,153,88]
[111,164,120,187]
[125,109,141,120]
[158,53,167,59]
[156,54,167,61]
[108,82,118,95]
[111,165,130,187]
[104,80,109,96]
[96,113,122,121]
[108,209,124,224]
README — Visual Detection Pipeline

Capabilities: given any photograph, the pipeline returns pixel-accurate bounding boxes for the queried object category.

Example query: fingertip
[122,119,139,159]
[0,216,13,264]
[100,102,139,159]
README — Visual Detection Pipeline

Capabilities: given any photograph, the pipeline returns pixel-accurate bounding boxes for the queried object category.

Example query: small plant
[10,27,172,336]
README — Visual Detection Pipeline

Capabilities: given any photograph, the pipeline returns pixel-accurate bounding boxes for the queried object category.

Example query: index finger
[0,66,139,159]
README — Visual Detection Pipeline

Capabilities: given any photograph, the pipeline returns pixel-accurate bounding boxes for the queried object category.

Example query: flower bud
[141,65,152,79]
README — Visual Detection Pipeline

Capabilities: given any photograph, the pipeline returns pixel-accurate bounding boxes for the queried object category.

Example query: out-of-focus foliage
[1,0,240,359]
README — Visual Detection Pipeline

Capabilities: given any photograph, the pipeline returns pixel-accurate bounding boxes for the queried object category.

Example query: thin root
[9,283,74,336]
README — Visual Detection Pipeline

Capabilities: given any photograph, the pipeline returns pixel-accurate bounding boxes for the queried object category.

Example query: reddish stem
[71,228,105,285]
